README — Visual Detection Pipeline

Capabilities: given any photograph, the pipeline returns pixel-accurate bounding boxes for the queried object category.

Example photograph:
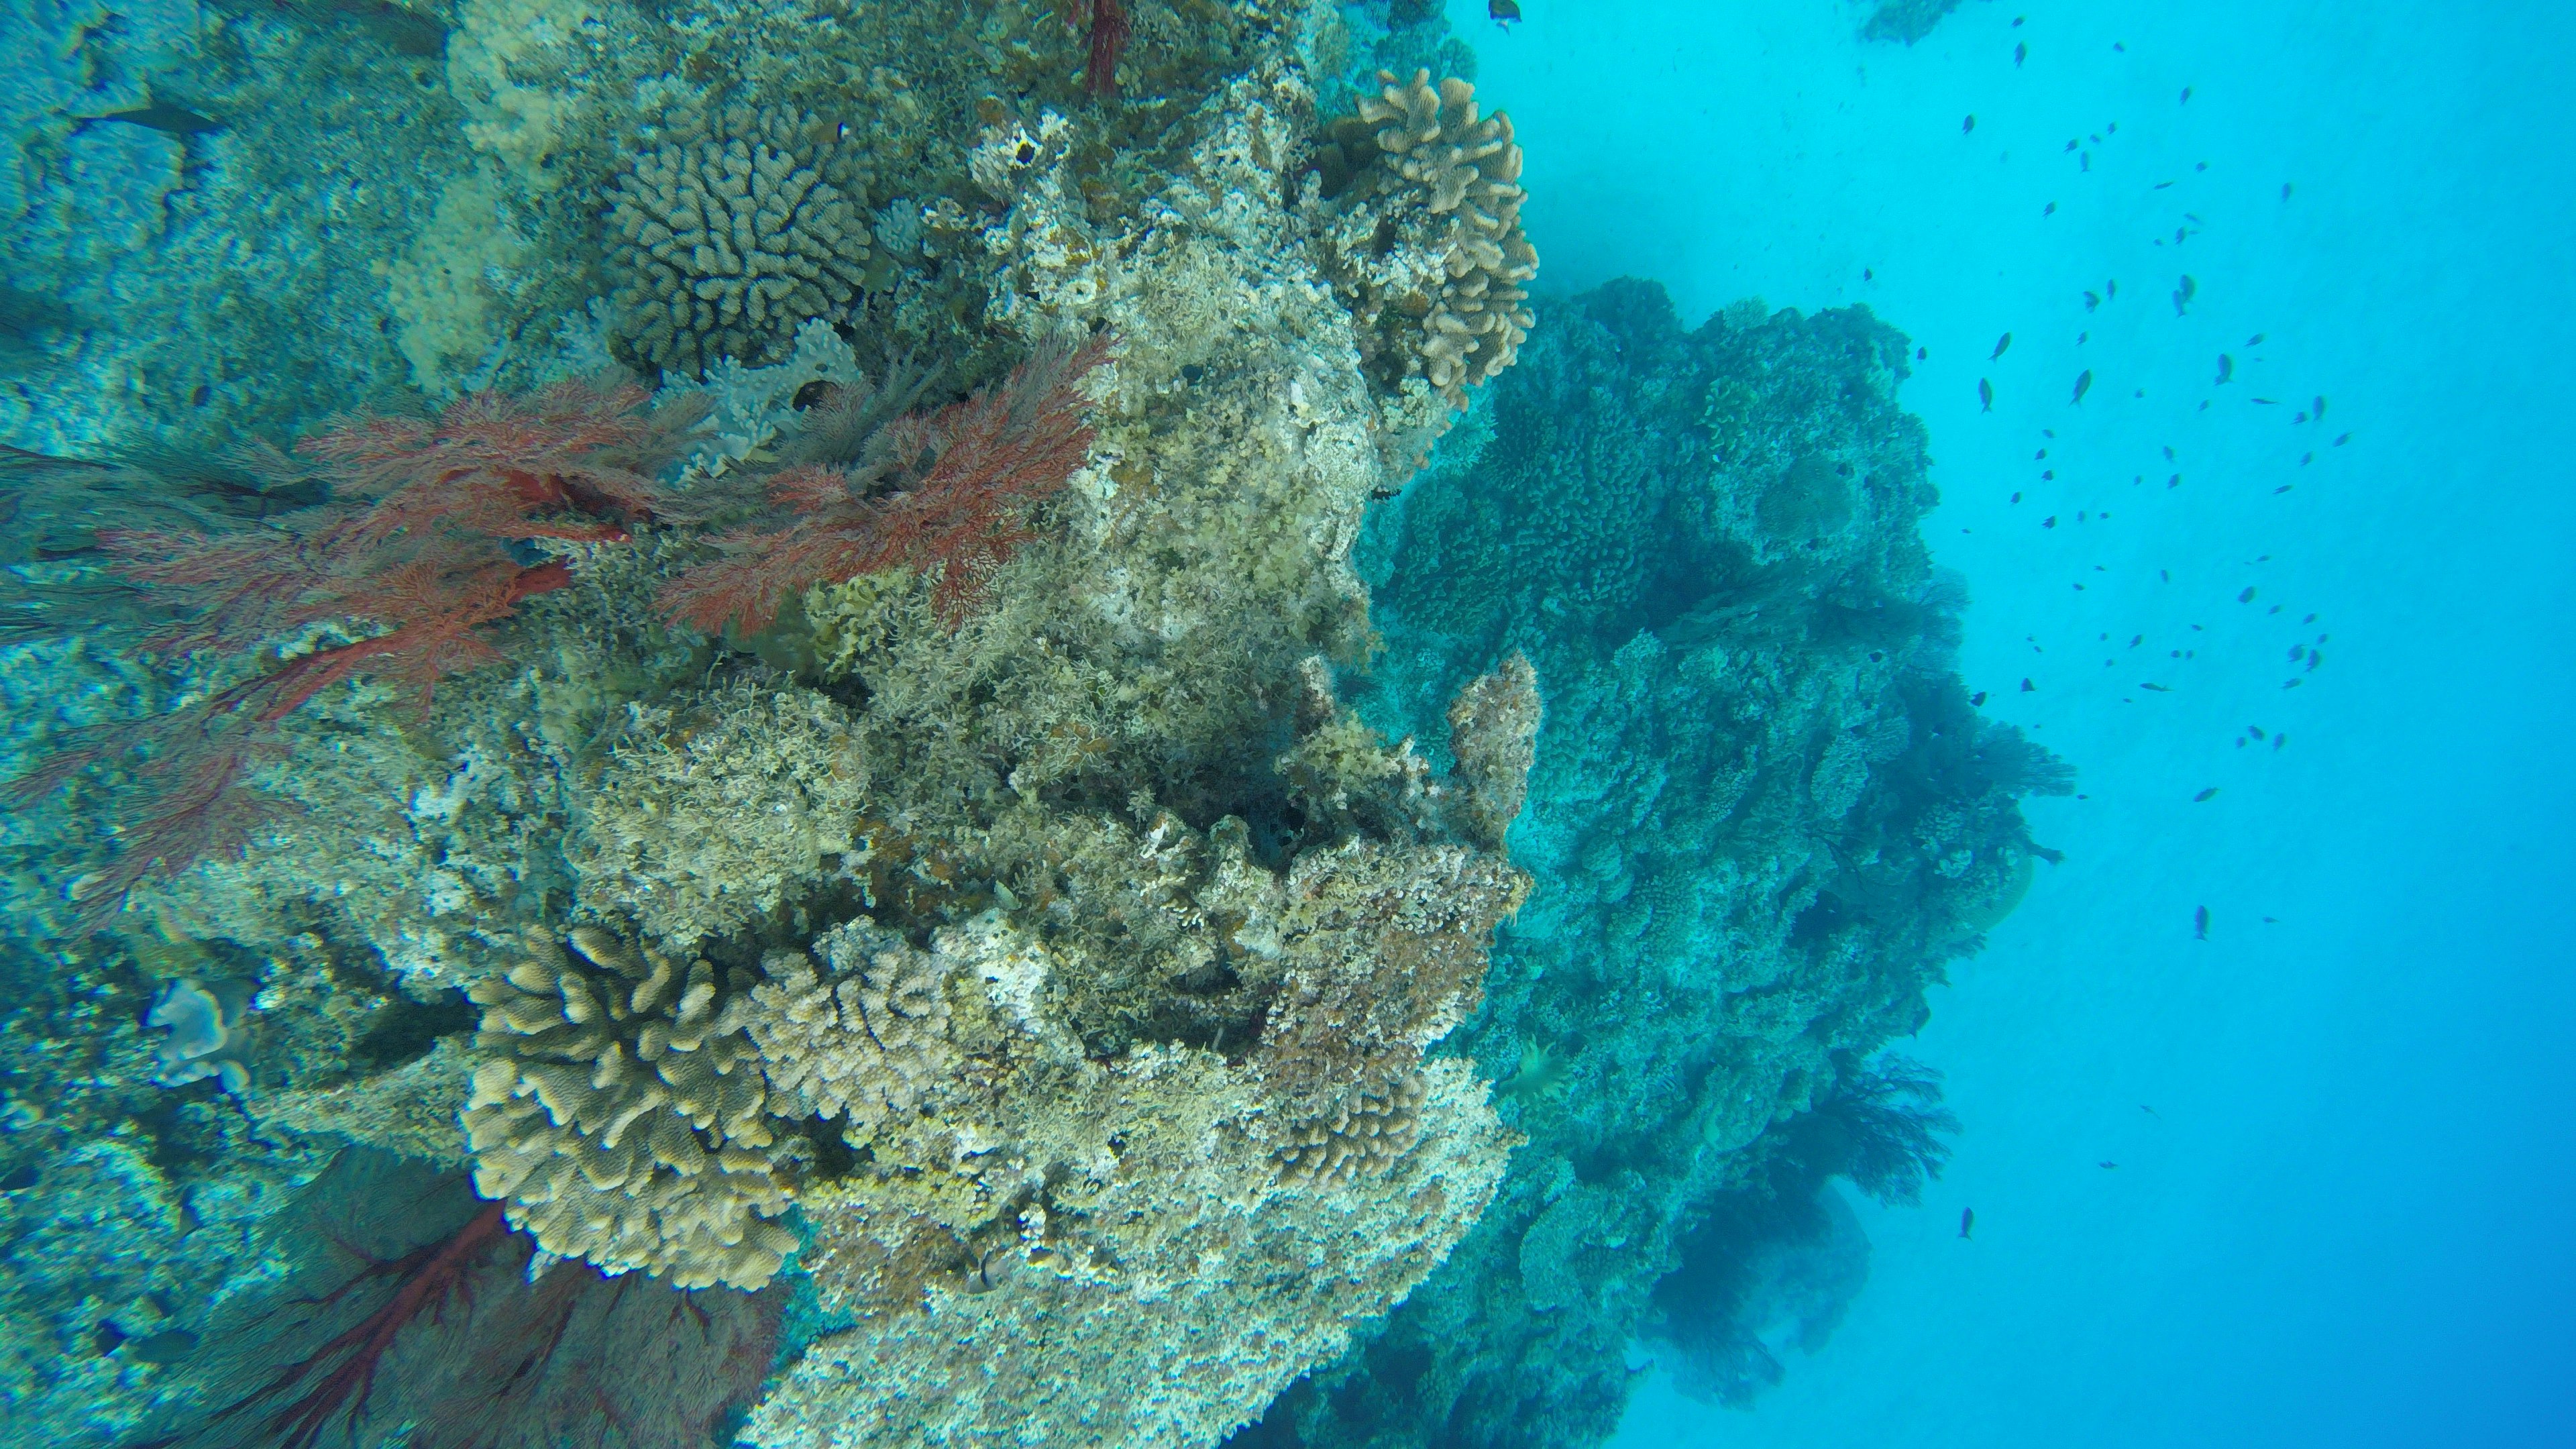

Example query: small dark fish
[2173,274,2197,315]
[2015,42,2027,66]
[1959,1208,1976,1240]
[1992,331,2012,360]
[2312,394,2326,419]
[1864,267,1874,280]
[1964,114,1978,134]
[1979,378,1994,411]
[2140,682,2171,692]
[2180,86,2194,103]
[2193,787,2219,802]
[2153,180,2175,190]
[2215,354,2233,384]
[2099,1161,2121,1170]
[1970,690,1988,706]
[2107,279,2119,300]
[2251,396,2280,405]
[2141,1104,2161,1118]
[1488,0,1521,28]
[2282,182,2294,200]
[94,103,221,135]
[2194,905,2210,939]
[2237,586,2257,602]
[2071,370,2092,405]
[2043,200,2058,216]
[2084,290,2100,312]
[2020,678,2036,692]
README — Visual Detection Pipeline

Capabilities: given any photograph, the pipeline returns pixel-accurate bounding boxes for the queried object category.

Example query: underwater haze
[1460,1,2576,1446]
[0,0,2567,1447]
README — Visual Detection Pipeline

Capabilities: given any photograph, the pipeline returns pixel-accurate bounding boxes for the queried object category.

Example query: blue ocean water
[1455,1,2575,1444]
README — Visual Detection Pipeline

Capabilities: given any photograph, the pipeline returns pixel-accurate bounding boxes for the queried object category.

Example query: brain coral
[463,924,800,1289]
[608,105,874,377]
[1318,70,1540,405]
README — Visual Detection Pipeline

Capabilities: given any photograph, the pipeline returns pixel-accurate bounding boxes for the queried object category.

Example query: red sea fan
[662,336,1110,635]
[1062,0,1131,97]
[8,381,688,918]
[152,1151,783,1449]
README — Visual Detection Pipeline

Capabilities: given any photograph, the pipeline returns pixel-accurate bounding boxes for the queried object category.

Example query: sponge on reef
[608,105,874,377]
[462,924,800,1289]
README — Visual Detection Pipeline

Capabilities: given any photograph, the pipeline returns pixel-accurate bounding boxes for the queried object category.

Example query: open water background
[1450,1,2576,1443]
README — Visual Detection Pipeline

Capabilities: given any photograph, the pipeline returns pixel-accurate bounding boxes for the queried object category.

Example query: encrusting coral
[1316,68,1540,408]
[608,105,875,378]
[462,924,800,1290]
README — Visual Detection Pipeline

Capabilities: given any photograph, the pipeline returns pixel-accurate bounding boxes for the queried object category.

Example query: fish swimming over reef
[1488,0,1521,27]
[1960,1208,1975,1240]
[1980,378,1994,411]
[2072,370,2092,405]
[2194,905,2210,940]
[1992,331,2012,360]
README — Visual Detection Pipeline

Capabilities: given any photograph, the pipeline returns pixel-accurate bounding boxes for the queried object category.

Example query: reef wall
[1235,280,2065,1448]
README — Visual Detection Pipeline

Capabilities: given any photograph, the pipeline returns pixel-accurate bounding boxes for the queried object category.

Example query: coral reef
[1240,280,2059,1449]
[1314,69,1539,411]
[1,5,1555,1446]
[608,105,875,378]
[1861,0,1971,45]
[462,924,800,1290]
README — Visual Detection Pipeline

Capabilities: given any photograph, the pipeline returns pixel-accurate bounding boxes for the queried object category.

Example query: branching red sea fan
[148,1151,783,1449]
[1062,0,1131,97]
[662,336,1111,635]
[7,380,688,918]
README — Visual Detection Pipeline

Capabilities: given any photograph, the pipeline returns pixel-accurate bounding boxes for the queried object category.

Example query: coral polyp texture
[1318,68,1540,411]
[609,105,875,378]
[748,916,955,1132]
[463,925,799,1290]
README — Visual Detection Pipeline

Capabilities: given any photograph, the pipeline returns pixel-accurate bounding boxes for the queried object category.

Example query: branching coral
[462,924,800,1290]
[660,337,1109,633]
[749,916,955,1135]
[1316,70,1540,405]
[608,105,875,378]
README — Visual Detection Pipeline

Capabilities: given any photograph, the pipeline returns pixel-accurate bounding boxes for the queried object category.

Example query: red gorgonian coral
[660,336,1110,636]
[1062,0,1131,97]
[9,382,689,918]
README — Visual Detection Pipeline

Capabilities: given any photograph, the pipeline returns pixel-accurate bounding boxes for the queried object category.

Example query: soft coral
[661,336,1109,635]
[152,1152,781,1449]
[10,381,687,919]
